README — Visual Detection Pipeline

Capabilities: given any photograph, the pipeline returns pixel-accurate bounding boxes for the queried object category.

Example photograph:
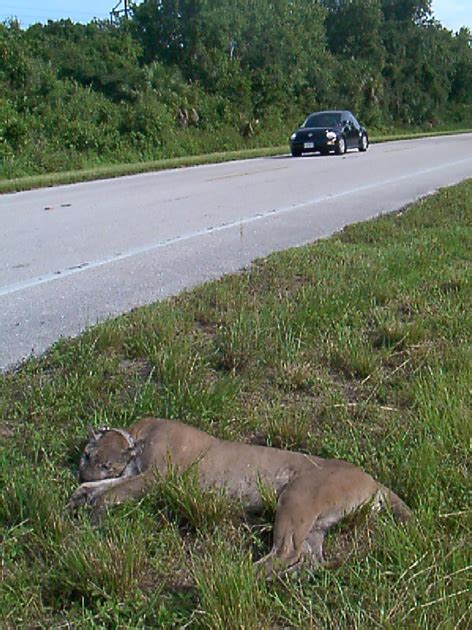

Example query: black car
[289,110,368,156]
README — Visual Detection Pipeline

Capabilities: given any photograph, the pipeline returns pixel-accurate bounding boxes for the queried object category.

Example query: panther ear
[107,428,135,450]
[88,425,108,442]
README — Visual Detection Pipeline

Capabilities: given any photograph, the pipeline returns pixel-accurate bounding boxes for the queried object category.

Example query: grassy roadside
[1,180,471,627]
[1,128,471,195]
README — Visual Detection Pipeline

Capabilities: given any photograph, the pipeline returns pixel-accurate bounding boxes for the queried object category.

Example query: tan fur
[70,417,411,576]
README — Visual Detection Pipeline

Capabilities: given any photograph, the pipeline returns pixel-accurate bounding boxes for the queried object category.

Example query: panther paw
[68,483,102,510]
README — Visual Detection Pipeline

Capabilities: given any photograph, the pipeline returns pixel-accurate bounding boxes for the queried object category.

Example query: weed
[191,538,271,630]
[147,464,242,533]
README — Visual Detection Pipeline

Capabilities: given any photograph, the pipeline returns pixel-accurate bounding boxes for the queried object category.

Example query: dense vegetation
[1,0,471,178]
[1,180,470,626]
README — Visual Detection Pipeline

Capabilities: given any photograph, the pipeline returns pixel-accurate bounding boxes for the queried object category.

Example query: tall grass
[191,539,270,630]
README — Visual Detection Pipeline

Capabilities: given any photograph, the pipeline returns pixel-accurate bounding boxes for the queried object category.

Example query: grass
[0,179,471,627]
[1,128,471,194]
[0,146,285,195]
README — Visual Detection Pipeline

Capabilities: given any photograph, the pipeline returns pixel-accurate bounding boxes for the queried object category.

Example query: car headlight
[326,131,337,140]
[290,133,297,140]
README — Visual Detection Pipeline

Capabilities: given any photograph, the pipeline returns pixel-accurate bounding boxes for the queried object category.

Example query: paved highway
[1,133,471,369]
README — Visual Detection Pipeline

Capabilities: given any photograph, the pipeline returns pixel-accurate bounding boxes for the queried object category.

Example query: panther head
[79,427,140,482]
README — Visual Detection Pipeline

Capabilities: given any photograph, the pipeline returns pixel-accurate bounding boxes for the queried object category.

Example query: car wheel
[359,133,369,152]
[335,136,346,155]
[291,148,302,157]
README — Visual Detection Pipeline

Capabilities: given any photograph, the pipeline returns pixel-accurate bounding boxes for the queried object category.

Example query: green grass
[1,180,471,627]
[1,128,471,194]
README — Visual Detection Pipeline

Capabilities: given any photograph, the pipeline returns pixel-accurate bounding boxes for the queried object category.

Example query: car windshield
[303,113,342,128]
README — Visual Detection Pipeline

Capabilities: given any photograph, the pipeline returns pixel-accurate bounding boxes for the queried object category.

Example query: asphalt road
[1,133,471,370]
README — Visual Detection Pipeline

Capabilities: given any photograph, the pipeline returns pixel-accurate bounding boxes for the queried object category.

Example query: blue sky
[0,1,471,33]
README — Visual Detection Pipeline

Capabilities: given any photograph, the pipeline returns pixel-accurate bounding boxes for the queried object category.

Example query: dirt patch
[118,358,153,379]
[0,424,13,439]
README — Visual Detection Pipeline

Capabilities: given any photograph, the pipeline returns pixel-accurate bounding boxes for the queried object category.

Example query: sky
[0,0,471,33]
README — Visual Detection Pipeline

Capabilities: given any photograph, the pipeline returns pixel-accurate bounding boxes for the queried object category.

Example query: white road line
[1,156,471,298]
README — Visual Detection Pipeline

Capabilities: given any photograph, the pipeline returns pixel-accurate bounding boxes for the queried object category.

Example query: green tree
[325,0,385,66]
[380,0,432,23]
[27,19,145,101]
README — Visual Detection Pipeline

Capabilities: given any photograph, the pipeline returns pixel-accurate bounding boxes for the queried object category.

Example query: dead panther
[70,417,411,576]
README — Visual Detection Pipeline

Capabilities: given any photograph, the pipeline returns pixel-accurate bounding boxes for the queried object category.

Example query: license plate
[304,142,314,149]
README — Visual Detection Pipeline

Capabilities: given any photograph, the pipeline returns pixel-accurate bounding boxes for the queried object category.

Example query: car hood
[292,126,340,139]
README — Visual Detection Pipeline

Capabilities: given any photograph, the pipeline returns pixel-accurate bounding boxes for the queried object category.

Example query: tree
[325,0,385,65]
[27,19,145,101]
[380,0,432,23]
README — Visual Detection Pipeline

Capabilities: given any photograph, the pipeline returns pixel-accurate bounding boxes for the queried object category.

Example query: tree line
[1,0,471,177]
